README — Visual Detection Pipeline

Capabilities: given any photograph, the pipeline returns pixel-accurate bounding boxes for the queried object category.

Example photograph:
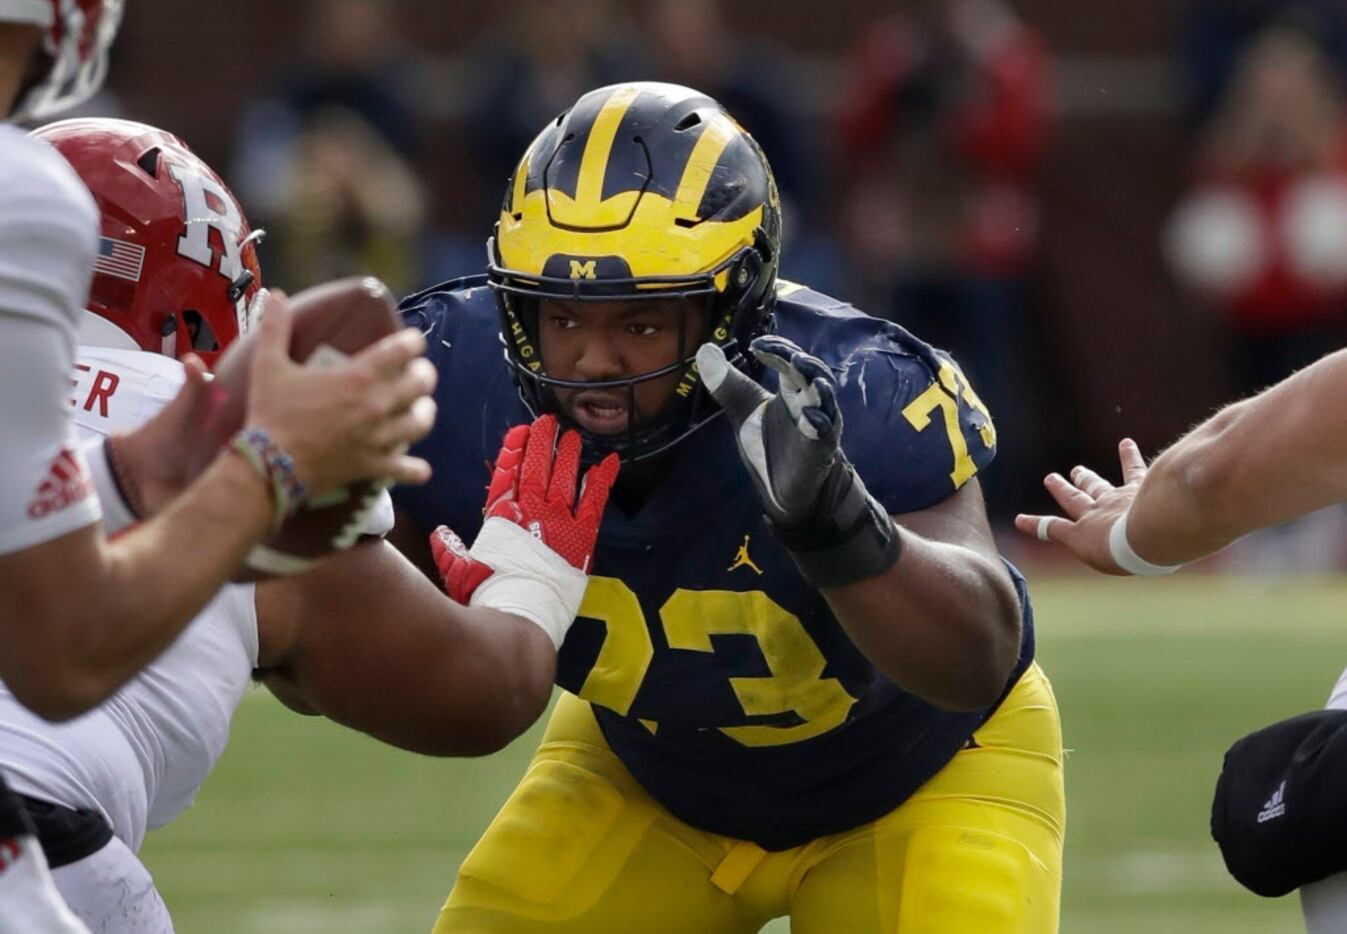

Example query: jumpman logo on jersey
[727,535,764,575]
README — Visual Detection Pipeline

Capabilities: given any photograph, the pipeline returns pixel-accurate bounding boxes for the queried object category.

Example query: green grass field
[140,576,1347,932]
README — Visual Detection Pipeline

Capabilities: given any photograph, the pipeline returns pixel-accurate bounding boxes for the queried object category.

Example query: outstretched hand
[1013,438,1149,575]
[429,416,619,648]
[696,335,844,529]
[697,336,897,589]
[478,414,619,574]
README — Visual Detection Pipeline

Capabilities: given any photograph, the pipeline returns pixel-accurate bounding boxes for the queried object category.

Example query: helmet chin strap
[77,308,140,352]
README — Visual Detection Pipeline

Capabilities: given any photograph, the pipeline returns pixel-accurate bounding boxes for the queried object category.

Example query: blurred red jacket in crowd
[837,1,1052,277]
[1167,24,1347,335]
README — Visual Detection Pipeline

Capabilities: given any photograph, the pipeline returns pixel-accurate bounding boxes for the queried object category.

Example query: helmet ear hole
[182,310,220,353]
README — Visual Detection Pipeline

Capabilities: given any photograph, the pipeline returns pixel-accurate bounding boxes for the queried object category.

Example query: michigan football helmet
[489,81,782,462]
[34,117,262,369]
[1,0,124,122]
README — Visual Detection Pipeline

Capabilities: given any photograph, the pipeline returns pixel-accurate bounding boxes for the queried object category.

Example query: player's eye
[627,323,658,337]
[549,315,578,331]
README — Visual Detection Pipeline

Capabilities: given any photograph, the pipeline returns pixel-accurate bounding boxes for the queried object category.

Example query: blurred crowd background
[61,0,1347,561]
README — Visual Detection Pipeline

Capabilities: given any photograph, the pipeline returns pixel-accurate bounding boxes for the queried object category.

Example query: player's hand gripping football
[430,415,620,647]
[243,290,438,496]
[696,336,898,588]
[1013,438,1152,575]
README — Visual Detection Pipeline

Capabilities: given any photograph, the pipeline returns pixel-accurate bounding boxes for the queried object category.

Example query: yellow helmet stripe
[672,114,738,221]
[511,148,530,214]
[500,188,762,283]
[574,85,642,208]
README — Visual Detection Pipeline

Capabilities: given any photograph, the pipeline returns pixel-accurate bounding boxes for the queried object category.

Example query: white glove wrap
[1108,510,1182,576]
[467,517,588,649]
[79,436,137,536]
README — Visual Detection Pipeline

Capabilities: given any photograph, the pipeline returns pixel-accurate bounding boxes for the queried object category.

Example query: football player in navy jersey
[393,82,1064,933]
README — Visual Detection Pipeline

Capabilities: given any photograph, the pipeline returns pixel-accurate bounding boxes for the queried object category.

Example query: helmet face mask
[489,82,782,463]
[33,117,262,369]
[5,0,124,123]
[500,285,725,462]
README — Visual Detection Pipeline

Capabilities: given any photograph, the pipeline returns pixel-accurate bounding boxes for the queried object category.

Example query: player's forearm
[341,609,556,757]
[446,612,557,751]
[1125,427,1244,566]
[1131,349,1347,565]
[289,608,556,757]
[259,542,557,756]
[823,529,1021,711]
[386,509,438,582]
[17,454,270,718]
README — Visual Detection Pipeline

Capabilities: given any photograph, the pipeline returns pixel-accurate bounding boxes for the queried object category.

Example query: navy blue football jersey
[395,276,1035,850]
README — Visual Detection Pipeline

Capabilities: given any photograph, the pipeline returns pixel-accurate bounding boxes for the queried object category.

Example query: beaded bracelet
[228,427,306,532]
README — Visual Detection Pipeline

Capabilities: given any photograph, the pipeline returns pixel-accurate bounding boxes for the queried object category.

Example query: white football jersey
[0,346,256,852]
[0,125,102,555]
[0,343,394,850]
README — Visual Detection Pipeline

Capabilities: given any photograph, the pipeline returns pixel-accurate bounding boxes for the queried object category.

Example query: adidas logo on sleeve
[24,448,93,521]
[1256,780,1286,823]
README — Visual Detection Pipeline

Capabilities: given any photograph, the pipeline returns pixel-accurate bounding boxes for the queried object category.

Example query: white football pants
[0,833,88,933]
[51,836,172,934]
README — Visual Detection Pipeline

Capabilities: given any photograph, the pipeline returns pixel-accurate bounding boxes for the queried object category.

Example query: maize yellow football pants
[434,663,1064,934]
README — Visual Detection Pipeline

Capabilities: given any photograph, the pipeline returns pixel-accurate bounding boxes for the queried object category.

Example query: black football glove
[696,335,899,588]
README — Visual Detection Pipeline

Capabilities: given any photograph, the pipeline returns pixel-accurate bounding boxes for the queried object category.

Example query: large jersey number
[901,359,996,487]
[575,579,857,746]
[574,577,654,716]
[662,589,856,746]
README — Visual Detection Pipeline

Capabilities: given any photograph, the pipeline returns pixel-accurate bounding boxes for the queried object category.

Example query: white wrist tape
[467,517,588,650]
[79,436,137,536]
[1108,511,1182,576]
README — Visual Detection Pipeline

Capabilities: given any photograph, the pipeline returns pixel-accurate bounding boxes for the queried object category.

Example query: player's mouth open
[571,393,630,434]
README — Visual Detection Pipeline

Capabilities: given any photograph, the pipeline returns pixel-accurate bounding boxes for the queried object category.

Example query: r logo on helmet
[170,163,246,283]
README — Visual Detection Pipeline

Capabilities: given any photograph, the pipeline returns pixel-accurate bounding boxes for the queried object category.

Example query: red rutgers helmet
[1,0,124,122]
[33,117,263,369]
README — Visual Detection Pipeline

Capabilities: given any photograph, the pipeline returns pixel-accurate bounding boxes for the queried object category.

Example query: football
[199,276,403,582]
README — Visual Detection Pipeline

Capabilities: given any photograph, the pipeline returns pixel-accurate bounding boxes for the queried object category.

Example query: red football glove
[430,526,493,604]
[430,415,620,610]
